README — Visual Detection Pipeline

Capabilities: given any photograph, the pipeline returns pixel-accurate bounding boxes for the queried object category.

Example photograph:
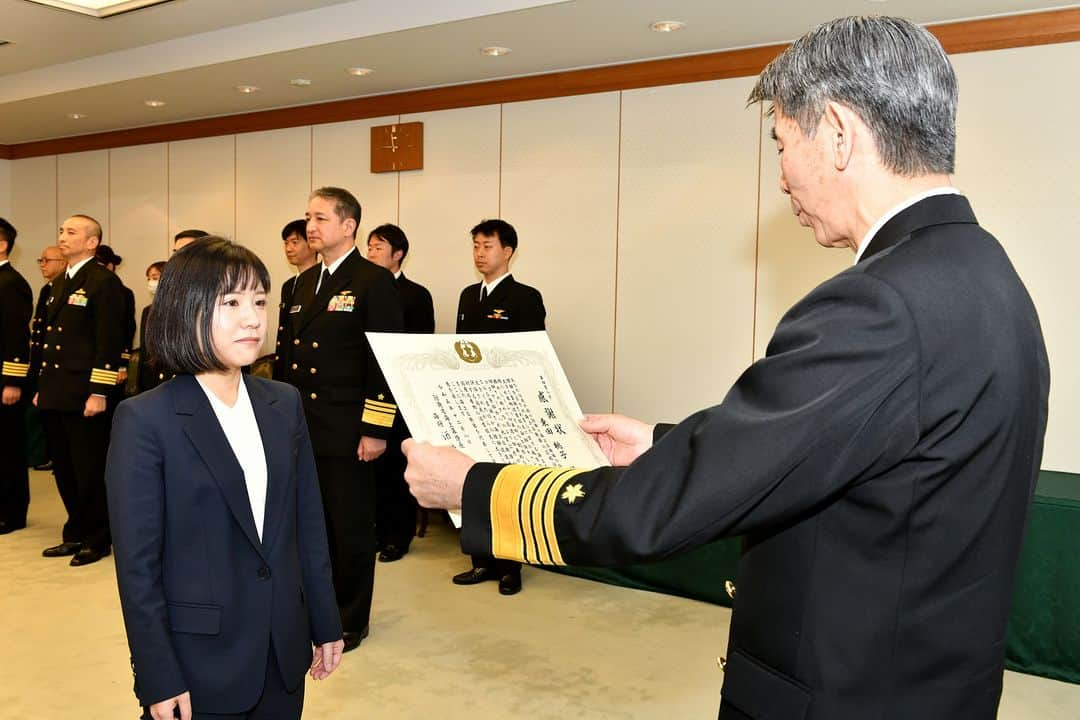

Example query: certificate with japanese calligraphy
[367,331,609,524]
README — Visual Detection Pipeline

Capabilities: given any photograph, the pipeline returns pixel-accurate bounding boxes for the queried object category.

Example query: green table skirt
[552,470,1080,685]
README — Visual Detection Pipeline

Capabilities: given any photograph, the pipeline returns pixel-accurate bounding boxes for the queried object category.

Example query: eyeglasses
[37,257,64,264]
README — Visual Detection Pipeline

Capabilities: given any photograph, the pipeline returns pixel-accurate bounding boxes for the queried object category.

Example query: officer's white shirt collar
[481,272,510,299]
[66,256,94,279]
[0,259,8,268]
[854,186,961,264]
[393,270,402,280]
[321,245,355,277]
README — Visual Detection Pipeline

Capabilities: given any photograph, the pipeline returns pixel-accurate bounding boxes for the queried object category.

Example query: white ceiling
[0,0,1075,144]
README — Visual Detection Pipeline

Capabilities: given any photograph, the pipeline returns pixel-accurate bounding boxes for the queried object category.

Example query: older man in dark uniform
[273,219,318,381]
[450,218,545,595]
[365,223,435,562]
[0,218,33,535]
[280,187,403,652]
[36,214,127,566]
[25,245,67,470]
[403,17,1049,720]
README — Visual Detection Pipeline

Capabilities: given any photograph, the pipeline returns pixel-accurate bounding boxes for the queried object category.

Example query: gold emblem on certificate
[454,340,483,364]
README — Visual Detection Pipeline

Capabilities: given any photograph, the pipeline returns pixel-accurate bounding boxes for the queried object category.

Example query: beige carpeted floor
[1,471,1076,719]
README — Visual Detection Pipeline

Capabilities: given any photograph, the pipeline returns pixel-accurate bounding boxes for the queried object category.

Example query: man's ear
[822,101,857,171]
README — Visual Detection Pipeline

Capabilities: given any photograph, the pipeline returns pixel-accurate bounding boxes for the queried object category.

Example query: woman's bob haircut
[146,236,271,375]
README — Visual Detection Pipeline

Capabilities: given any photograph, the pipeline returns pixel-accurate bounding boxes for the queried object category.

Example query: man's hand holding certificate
[366,331,611,519]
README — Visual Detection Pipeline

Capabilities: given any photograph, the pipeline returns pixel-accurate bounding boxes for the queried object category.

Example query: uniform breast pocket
[167,601,222,635]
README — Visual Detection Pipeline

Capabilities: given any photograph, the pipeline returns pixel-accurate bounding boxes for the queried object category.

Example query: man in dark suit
[36,214,128,566]
[279,187,404,651]
[365,223,435,562]
[451,218,545,595]
[403,17,1049,720]
[25,245,67,469]
[273,219,318,381]
[0,218,33,535]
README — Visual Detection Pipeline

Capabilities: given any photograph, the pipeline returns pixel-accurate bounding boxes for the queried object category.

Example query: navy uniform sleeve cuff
[460,462,503,556]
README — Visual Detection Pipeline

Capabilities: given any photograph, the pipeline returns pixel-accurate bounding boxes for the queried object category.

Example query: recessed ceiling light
[67,112,87,120]
[290,78,312,87]
[650,20,686,33]
[346,67,374,76]
[235,85,260,94]
[144,99,166,107]
[481,46,512,57]
[24,1,175,19]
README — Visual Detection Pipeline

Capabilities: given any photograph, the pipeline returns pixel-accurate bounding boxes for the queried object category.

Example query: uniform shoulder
[460,281,481,298]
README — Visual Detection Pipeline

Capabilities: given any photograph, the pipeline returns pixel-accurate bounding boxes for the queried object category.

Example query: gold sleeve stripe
[2,361,30,378]
[489,465,586,566]
[490,466,545,564]
[90,369,119,385]
[120,352,132,361]
[365,399,397,411]
[361,409,395,428]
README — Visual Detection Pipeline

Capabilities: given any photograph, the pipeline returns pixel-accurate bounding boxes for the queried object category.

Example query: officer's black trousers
[374,437,417,550]
[314,454,376,633]
[40,408,111,550]
[0,399,29,526]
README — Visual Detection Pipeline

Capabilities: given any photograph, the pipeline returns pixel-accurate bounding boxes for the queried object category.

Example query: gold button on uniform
[312,341,319,349]
[309,368,317,374]
[310,393,318,400]
[291,363,298,370]
[724,580,736,600]
[293,339,300,346]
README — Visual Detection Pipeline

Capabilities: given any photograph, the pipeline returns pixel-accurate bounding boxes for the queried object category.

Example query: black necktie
[317,267,329,295]
[480,286,488,302]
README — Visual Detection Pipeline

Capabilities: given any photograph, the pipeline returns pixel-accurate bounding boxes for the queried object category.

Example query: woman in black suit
[106,237,344,720]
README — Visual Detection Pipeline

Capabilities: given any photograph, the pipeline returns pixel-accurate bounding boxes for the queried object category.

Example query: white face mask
[147,279,159,296]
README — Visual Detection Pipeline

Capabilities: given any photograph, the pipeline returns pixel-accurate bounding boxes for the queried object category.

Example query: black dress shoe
[342,625,369,653]
[452,567,496,585]
[498,574,522,596]
[42,542,82,557]
[70,546,111,566]
[377,544,407,563]
[0,521,27,535]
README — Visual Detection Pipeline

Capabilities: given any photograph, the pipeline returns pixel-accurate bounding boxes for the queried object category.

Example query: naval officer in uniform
[0,218,33,535]
[280,187,404,651]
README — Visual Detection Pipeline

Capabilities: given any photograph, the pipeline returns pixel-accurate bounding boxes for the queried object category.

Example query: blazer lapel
[245,376,290,553]
[859,194,978,263]
[47,266,81,323]
[172,375,266,559]
[483,274,514,309]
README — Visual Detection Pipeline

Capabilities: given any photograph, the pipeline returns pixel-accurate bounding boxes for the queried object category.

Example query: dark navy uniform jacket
[461,195,1049,720]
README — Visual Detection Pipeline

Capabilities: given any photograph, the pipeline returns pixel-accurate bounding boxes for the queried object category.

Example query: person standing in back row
[451,218,545,596]
[0,218,33,535]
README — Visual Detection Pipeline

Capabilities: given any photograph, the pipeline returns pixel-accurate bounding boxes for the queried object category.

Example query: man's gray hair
[749,16,958,176]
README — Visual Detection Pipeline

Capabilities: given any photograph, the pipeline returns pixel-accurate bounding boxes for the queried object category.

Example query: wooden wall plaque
[370,122,423,172]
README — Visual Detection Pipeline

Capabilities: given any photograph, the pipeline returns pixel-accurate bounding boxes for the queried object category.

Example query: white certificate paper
[367,331,610,525]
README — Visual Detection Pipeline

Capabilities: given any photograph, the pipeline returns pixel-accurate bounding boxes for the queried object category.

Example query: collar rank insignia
[561,483,585,505]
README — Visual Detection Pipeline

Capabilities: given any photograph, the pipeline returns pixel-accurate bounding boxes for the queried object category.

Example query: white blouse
[197,377,268,541]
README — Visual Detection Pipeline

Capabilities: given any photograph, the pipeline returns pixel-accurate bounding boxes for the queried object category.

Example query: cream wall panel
[753,112,850,359]
[10,156,57,282]
[501,93,619,415]
[109,144,169,338]
[952,42,1080,472]
[57,150,109,247]
[236,127,313,357]
[399,105,501,333]
[312,117,398,245]
[0,160,10,221]
[168,135,236,240]
[615,79,760,422]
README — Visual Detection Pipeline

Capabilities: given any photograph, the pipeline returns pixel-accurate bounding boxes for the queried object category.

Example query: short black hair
[368,223,409,262]
[0,217,16,254]
[310,187,361,239]
[147,236,270,376]
[95,244,123,267]
[146,260,166,277]
[281,219,307,241]
[174,229,210,243]
[471,219,517,252]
